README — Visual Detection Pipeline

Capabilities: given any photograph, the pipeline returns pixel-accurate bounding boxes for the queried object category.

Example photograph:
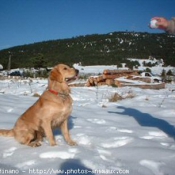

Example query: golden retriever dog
[0,64,79,147]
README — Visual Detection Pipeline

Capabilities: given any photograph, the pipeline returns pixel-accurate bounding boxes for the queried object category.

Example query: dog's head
[50,64,79,83]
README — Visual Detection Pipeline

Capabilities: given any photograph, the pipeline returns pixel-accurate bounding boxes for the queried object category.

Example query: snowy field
[0,78,175,175]
[73,60,174,76]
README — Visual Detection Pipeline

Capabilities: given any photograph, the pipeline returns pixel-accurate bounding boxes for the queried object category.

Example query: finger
[151,17,160,20]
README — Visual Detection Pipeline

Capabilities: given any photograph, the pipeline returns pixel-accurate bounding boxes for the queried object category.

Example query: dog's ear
[50,68,63,83]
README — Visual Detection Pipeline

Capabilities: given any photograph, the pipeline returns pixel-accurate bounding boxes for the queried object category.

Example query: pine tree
[31,53,46,69]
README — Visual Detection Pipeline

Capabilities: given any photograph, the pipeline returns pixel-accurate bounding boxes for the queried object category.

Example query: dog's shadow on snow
[53,116,76,136]
[108,106,175,140]
[59,159,95,175]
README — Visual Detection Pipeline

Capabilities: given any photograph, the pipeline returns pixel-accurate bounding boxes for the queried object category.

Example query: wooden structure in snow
[86,69,139,87]
[86,69,165,89]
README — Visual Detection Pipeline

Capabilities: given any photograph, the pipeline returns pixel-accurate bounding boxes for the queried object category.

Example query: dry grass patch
[33,93,41,97]
[109,92,135,102]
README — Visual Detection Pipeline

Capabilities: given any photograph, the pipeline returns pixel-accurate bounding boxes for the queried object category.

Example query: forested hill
[0,31,175,69]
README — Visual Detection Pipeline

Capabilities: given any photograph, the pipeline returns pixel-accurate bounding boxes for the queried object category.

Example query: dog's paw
[29,141,42,147]
[68,140,77,146]
[50,141,57,146]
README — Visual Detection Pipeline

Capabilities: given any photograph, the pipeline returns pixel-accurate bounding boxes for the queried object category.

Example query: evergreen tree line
[0,31,174,69]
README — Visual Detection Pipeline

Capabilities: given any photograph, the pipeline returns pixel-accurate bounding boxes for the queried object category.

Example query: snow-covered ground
[0,78,175,175]
[73,59,175,76]
[73,64,118,75]
[127,58,175,75]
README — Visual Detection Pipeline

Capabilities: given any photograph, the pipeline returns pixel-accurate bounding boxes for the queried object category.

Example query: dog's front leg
[61,119,77,146]
[42,121,56,146]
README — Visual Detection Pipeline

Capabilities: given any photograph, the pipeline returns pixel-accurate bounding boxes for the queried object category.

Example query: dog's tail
[0,129,14,137]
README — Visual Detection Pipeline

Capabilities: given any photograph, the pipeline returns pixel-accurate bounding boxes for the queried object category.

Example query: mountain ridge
[0,31,174,69]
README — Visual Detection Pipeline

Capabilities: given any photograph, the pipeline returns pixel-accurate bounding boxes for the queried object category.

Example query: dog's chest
[51,98,73,127]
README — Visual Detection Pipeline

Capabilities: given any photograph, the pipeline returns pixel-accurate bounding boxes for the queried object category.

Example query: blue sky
[0,0,175,50]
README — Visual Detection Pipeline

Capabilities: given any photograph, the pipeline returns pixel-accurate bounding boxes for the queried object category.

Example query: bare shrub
[33,93,40,97]
[109,92,135,102]
[109,93,123,102]
[124,93,135,99]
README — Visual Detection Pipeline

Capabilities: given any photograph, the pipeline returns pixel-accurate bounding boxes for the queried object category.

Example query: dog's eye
[64,67,67,70]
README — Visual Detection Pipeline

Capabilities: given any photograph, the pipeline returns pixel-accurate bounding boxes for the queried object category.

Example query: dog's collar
[48,89,69,99]
[49,89,59,95]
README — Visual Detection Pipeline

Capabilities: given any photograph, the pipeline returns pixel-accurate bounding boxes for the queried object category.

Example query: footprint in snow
[117,129,133,133]
[7,108,13,112]
[106,127,133,134]
[87,118,106,124]
[3,147,17,158]
[160,142,169,147]
[140,135,155,140]
[16,160,36,169]
[74,126,82,129]
[141,131,168,140]
[76,133,91,145]
[106,127,116,132]
[140,159,164,175]
[101,137,133,148]
[149,131,168,137]
[109,126,116,130]
[97,149,112,162]
[39,148,78,159]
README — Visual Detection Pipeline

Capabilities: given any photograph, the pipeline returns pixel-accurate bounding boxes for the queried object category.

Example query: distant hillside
[0,31,175,69]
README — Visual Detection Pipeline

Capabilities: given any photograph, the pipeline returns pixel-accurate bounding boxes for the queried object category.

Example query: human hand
[151,17,169,30]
